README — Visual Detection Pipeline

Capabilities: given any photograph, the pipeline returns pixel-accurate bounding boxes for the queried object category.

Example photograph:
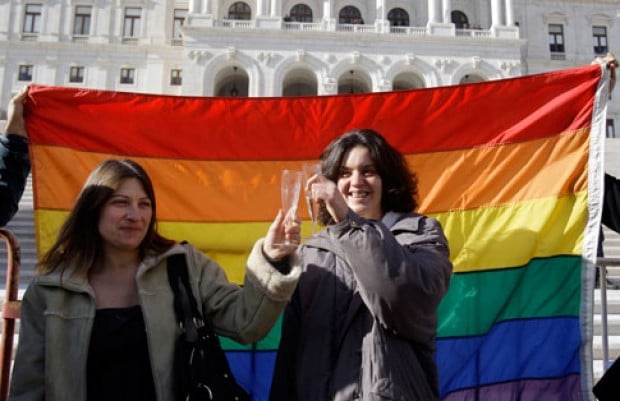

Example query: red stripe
[25,65,600,160]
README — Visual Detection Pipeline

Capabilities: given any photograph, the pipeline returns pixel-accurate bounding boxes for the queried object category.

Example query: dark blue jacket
[0,133,30,226]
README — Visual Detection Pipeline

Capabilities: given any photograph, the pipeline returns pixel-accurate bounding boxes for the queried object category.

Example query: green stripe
[437,255,581,338]
[219,314,283,351]
[219,256,581,350]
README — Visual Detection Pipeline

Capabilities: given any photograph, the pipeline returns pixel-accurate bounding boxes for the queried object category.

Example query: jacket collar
[35,242,187,292]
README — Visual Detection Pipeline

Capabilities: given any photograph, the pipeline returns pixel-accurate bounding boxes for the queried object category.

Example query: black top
[87,305,157,401]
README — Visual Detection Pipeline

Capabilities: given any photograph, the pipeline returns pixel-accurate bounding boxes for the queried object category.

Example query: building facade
[0,0,618,136]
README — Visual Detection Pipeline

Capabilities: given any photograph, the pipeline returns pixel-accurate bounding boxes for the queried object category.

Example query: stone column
[374,0,390,32]
[185,0,214,27]
[189,0,199,13]
[427,0,439,24]
[426,0,453,35]
[319,0,336,30]
[376,0,385,21]
[270,0,280,17]
[505,0,514,26]
[323,0,332,20]
[442,0,451,24]
[491,0,502,27]
[257,0,266,16]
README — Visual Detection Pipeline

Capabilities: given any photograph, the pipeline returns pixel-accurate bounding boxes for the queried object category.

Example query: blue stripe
[436,317,580,397]
[226,351,277,401]
[226,318,581,400]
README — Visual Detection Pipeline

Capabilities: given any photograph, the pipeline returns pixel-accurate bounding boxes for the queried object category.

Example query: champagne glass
[276,169,303,247]
[302,162,321,235]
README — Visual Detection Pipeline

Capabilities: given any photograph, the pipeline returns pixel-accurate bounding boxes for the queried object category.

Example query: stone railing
[282,21,323,31]
[190,18,520,40]
[389,26,428,36]
[455,28,492,38]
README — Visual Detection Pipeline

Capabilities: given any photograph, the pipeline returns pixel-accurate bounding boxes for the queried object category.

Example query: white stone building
[0,0,618,136]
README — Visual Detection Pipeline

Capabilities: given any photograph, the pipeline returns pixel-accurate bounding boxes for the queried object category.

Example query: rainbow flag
[26,63,611,401]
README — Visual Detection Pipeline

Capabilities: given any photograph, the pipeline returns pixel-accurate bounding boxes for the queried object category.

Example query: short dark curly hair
[317,128,419,225]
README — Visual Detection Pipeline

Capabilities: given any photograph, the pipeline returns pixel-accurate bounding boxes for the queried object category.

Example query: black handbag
[167,253,251,401]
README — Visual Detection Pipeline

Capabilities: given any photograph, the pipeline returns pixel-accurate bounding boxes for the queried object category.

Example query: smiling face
[98,177,153,255]
[337,145,383,220]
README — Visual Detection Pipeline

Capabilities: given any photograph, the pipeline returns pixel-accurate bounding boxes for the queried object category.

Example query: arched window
[388,8,409,27]
[392,72,425,90]
[339,6,362,24]
[282,69,318,96]
[451,10,468,29]
[337,69,370,94]
[217,65,249,97]
[228,2,251,20]
[290,4,313,22]
[460,73,485,84]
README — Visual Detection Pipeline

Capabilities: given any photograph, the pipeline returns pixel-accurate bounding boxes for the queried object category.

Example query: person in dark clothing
[592,54,620,401]
[600,59,617,223]
[603,173,620,233]
[594,172,620,401]
[598,173,620,289]
[594,54,619,287]
[0,86,30,226]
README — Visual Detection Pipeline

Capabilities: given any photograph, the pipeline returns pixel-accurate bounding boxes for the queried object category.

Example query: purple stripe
[441,375,582,401]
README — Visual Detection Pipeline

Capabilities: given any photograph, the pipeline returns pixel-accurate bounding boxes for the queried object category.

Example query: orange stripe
[416,129,588,213]
[31,147,303,222]
[31,129,587,221]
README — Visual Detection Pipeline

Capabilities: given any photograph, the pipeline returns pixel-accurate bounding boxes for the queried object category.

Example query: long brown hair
[38,159,175,275]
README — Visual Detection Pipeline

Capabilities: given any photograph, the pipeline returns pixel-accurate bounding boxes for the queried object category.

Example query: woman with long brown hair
[10,158,301,401]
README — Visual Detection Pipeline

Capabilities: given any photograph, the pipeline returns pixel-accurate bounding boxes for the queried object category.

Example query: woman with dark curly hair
[270,128,453,401]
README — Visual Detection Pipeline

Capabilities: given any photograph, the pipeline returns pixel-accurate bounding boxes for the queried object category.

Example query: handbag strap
[167,252,205,340]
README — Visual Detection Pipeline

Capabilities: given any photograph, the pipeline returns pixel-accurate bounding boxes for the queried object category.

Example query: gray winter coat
[270,211,452,401]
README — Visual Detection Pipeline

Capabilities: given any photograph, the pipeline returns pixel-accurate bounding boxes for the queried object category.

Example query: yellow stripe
[433,192,586,272]
[34,214,316,284]
[36,192,585,277]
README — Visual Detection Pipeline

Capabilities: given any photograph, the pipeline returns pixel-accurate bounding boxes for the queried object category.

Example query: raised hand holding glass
[302,162,321,235]
[276,169,303,247]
